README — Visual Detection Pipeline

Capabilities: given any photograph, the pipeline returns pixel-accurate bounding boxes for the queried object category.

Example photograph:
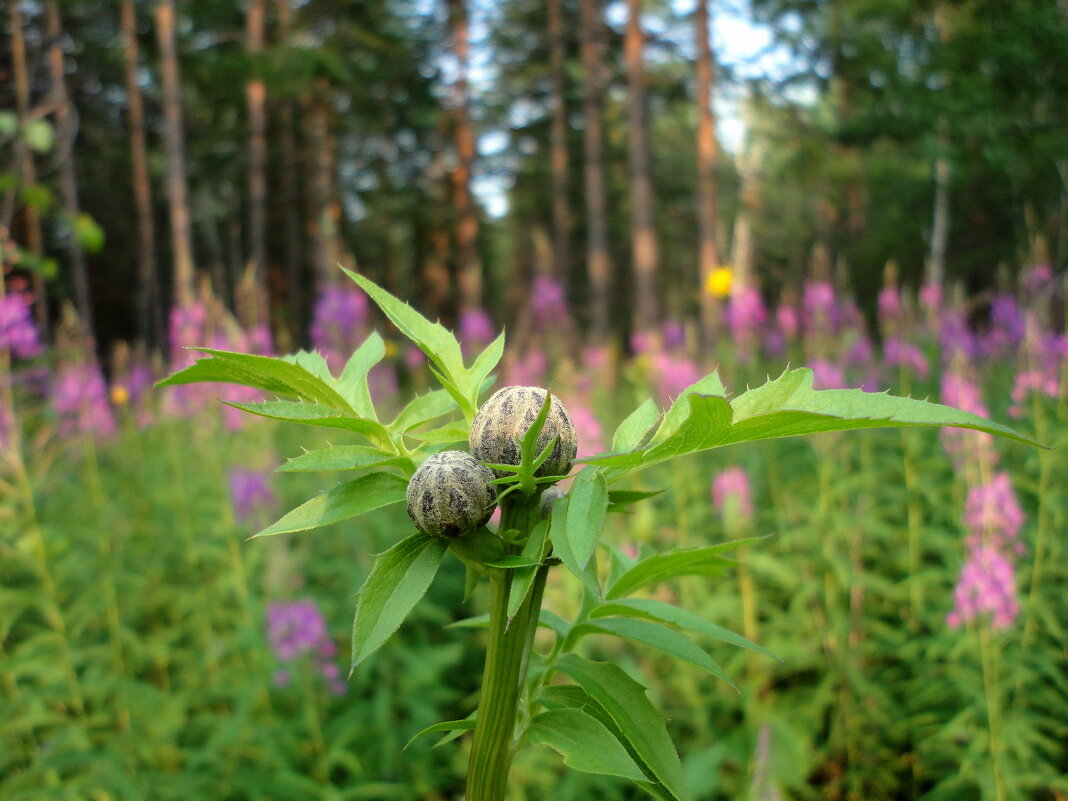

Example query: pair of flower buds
[405,386,577,537]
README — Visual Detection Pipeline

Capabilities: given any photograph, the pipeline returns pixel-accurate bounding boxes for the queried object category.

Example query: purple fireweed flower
[726,286,766,360]
[803,280,837,333]
[810,359,845,390]
[947,543,1019,630]
[877,285,902,325]
[310,285,369,370]
[51,362,117,438]
[1009,368,1059,417]
[531,275,569,329]
[963,472,1024,552]
[883,338,930,379]
[458,308,495,349]
[939,370,997,471]
[712,466,754,522]
[919,282,942,313]
[981,294,1025,357]
[845,335,873,367]
[229,468,276,524]
[630,330,653,355]
[506,348,548,386]
[1022,264,1053,295]
[652,352,703,405]
[776,304,800,342]
[939,310,978,361]
[368,363,398,404]
[562,396,604,460]
[267,599,346,695]
[0,292,43,358]
[404,345,425,370]
[662,319,686,351]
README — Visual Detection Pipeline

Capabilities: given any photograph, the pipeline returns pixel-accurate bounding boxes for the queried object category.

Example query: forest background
[3,0,1067,355]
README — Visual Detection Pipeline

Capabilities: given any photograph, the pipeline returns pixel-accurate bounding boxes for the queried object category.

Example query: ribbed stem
[466,497,545,801]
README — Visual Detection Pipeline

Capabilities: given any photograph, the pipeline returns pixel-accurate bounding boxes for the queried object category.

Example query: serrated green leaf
[549,497,601,597]
[468,332,505,398]
[507,519,550,620]
[337,332,386,419]
[350,532,448,670]
[224,400,390,442]
[654,372,727,443]
[158,349,353,410]
[402,422,469,444]
[390,388,460,432]
[405,716,476,750]
[607,489,665,513]
[584,368,1036,476]
[612,398,662,453]
[605,543,749,600]
[589,598,780,662]
[566,467,609,567]
[281,349,335,382]
[527,708,649,782]
[556,655,690,801]
[277,445,414,476]
[343,269,464,382]
[570,617,737,690]
[253,472,408,537]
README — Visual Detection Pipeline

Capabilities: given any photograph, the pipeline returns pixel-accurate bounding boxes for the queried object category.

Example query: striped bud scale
[406,451,496,538]
[470,386,578,479]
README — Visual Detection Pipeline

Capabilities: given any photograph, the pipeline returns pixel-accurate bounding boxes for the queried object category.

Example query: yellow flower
[705,266,734,299]
[384,340,398,358]
[110,385,130,406]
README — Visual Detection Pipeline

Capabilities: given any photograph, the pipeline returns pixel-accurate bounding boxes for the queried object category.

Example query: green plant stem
[1022,398,1051,645]
[978,625,1006,801]
[466,499,545,801]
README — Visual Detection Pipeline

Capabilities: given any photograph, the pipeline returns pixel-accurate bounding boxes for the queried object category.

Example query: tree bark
[306,76,339,289]
[448,0,482,313]
[625,0,659,339]
[7,1,48,333]
[548,0,571,283]
[580,0,610,341]
[45,1,95,343]
[155,0,196,309]
[245,0,268,328]
[927,155,950,288]
[121,0,162,348]
[694,0,722,337]
[276,0,304,334]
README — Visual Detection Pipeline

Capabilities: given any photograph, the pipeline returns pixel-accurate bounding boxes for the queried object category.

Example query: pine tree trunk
[245,0,268,328]
[548,0,571,283]
[45,0,94,342]
[276,0,304,335]
[448,0,482,313]
[7,0,48,333]
[121,0,162,348]
[928,156,950,288]
[580,0,610,342]
[155,0,196,310]
[625,0,659,340]
[306,76,339,289]
[694,0,722,338]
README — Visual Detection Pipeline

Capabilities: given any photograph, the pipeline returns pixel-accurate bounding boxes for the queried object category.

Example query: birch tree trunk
[306,76,339,289]
[155,0,196,309]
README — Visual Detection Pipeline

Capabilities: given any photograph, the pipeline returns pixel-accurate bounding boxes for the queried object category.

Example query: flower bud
[470,386,578,479]
[406,451,496,538]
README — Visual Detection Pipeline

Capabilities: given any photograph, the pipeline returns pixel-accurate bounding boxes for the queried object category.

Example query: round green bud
[406,451,497,538]
[470,386,578,479]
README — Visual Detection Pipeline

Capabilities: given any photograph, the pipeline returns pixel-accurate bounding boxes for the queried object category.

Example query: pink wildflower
[712,466,754,522]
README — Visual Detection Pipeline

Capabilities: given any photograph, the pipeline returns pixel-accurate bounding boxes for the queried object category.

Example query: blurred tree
[120,0,162,348]
[155,0,195,310]
[625,0,660,340]
[694,0,722,340]
[245,0,268,328]
[45,0,94,343]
